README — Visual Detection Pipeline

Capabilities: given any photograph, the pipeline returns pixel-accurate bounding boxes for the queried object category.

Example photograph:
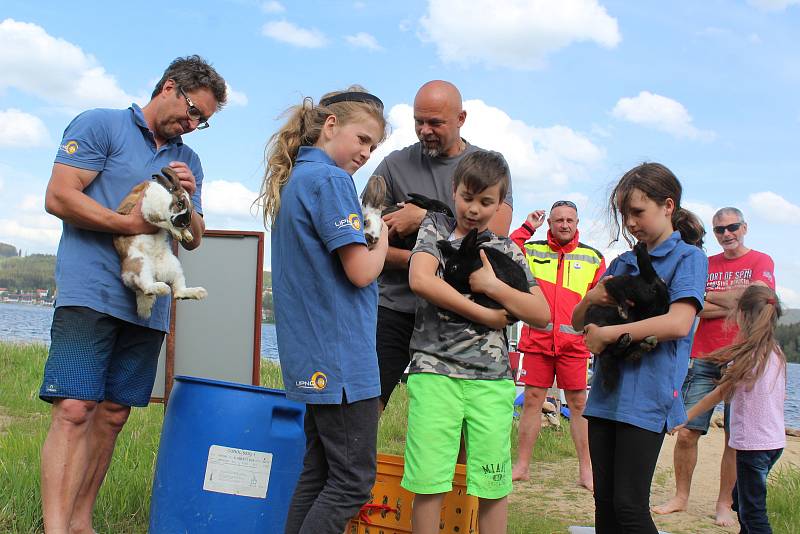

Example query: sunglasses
[178,87,210,130]
[551,200,577,210]
[713,222,743,235]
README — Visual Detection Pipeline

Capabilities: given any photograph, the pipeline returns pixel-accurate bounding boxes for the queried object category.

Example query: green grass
[768,464,800,532]
[4,341,797,533]
[0,342,165,534]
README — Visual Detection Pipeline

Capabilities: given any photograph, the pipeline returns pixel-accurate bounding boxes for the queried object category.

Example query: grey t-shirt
[408,213,535,380]
[372,141,514,313]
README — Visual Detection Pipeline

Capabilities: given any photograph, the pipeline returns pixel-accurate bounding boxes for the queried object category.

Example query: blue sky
[1,0,799,305]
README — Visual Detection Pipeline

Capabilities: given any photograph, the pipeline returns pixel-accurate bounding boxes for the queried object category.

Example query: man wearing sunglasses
[508,200,605,490]
[40,55,226,534]
[654,207,775,527]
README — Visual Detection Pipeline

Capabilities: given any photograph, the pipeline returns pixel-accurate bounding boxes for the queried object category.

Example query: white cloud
[0,18,141,109]
[683,200,717,228]
[201,180,261,218]
[345,32,383,51]
[612,91,715,140]
[0,109,49,147]
[418,0,620,70]
[225,84,249,106]
[19,194,44,212]
[0,215,61,248]
[261,20,328,48]
[747,191,800,223]
[747,0,800,11]
[261,1,285,13]
[357,99,604,191]
[398,19,412,32]
[777,285,800,308]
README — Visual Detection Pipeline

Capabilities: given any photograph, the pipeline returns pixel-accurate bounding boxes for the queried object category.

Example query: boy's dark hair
[452,150,509,201]
[151,55,227,110]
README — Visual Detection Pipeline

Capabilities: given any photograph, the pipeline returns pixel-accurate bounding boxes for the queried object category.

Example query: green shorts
[401,373,515,499]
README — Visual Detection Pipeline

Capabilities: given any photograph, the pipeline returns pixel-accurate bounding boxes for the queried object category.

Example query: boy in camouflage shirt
[400,150,550,532]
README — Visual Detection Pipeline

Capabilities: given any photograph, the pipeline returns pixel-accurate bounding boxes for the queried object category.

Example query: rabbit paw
[144,282,171,296]
[640,335,658,351]
[174,286,207,300]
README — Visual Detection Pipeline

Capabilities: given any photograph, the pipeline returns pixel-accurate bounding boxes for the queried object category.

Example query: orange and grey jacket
[510,224,606,359]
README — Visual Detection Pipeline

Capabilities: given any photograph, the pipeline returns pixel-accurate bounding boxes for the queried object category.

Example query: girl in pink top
[677,285,785,533]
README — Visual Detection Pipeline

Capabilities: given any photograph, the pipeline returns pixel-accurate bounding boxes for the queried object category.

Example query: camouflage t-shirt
[408,213,537,380]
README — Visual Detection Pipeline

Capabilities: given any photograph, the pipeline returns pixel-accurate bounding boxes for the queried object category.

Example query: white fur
[115,181,206,318]
[361,205,383,248]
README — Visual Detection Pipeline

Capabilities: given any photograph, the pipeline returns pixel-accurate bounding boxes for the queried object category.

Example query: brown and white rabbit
[113,166,207,318]
[361,174,387,249]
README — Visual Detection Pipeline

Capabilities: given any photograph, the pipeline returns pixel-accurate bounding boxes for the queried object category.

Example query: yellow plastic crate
[346,453,479,534]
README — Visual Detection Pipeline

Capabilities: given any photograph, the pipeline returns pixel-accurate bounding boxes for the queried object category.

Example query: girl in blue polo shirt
[259,86,388,534]
[571,162,707,534]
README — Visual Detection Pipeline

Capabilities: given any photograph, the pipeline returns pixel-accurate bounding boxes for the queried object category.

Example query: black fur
[585,242,670,391]
[437,228,530,323]
[384,193,453,250]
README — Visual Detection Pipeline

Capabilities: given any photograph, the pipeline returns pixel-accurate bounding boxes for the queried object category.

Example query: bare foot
[511,463,530,482]
[714,503,737,527]
[651,495,688,515]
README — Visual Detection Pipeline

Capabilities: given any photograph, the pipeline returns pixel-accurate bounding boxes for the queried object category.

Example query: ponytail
[257,86,387,228]
[672,207,705,248]
[259,98,327,227]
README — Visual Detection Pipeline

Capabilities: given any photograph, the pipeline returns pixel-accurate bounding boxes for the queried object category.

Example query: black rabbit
[437,228,530,322]
[585,242,670,390]
[384,193,453,250]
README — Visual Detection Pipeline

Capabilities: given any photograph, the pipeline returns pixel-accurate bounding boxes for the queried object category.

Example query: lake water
[0,302,280,361]
[2,302,799,428]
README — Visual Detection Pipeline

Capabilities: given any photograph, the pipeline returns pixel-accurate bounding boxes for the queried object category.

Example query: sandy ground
[510,426,800,533]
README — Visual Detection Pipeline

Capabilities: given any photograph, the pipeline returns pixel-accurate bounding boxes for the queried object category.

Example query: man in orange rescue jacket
[509,200,605,490]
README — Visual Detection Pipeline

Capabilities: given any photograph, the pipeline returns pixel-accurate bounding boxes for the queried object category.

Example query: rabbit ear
[475,233,491,247]
[634,242,659,282]
[362,175,387,209]
[437,239,457,259]
[460,228,479,252]
[160,166,183,191]
[152,172,174,192]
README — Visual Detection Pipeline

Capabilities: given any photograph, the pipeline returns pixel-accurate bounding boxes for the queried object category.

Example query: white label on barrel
[203,445,273,499]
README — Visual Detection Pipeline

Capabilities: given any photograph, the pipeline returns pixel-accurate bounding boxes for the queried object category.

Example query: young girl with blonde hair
[677,285,786,533]
[259,86,388,534]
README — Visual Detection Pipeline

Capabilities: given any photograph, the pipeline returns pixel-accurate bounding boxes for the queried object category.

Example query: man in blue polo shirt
[39,55,226,534]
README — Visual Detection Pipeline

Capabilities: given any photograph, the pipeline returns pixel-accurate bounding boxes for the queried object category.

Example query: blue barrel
[149,376,305,533]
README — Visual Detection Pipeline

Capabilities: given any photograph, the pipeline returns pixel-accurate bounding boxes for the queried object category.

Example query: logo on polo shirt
[61,140,79,154]
[334,213,360,231]
[296,371,328,390]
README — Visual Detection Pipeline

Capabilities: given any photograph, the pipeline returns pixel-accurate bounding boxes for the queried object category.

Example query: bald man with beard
[369,80,514,409]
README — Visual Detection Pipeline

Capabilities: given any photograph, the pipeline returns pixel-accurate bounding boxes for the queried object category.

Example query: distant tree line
[262,271,274,323]
[777,322,800,363]
[0,242,19,258]
[0,254,56,293]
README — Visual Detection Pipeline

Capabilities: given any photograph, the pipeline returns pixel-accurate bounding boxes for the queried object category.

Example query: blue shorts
[681,358,725,434]
[40,306,165,407]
